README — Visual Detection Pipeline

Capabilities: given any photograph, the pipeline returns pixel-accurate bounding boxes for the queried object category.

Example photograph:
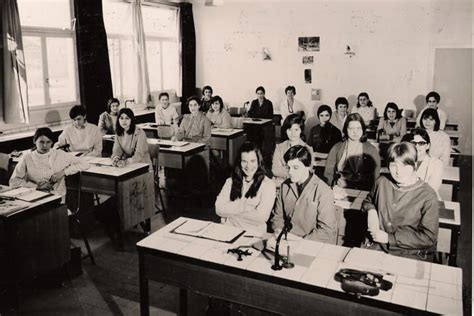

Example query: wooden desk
[137,217,463,315]
[210,128,246,166]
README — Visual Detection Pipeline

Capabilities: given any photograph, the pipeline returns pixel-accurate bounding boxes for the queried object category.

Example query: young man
[279,85,305,124]
[56,105,102,157]
[154,92,179,125]
[416,91,447,130]
[272,145,337,244]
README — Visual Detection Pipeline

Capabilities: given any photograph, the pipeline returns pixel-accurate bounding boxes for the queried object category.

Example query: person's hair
[342,113,367,142]
[255,86,265,94]
[69,105,86,119]
[281,113,305,142]
[317,104,332,118]
[420,108,441,131]
[116,108,136,136]
[335,97,349,109]
[158,92,169,100]
[425,91,441,103]
[187,95,201,109]
[356,92,373,108]
[383,102,402,120]
[202,85,213,95]
[230,142,267,201]
[33,127,54,143]
[106,98,120,113]
[283,145,313,167]
[285,86,296,95]
[387,141,417,169]
[209,95,224,112]
[401,128,431,154]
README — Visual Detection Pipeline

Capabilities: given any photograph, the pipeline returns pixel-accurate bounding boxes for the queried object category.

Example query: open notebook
[0,187,52,202]
[170,220,245,243]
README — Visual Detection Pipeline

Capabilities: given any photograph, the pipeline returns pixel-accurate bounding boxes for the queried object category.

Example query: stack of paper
[0,187,52,202]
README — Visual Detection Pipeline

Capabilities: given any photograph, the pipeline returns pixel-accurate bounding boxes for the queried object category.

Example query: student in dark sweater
[246,86,273,119]
[308,104,342,154]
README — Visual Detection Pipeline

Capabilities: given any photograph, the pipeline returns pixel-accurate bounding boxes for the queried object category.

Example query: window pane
[46,37,77,104]
[162,41,178,90]
[146,40,162,92]
[120,39,137,100]
[23,36,45,106]
[18,0,72,29]
[143,6,177,38]
[102,1,133,36]
[108,38,122,98]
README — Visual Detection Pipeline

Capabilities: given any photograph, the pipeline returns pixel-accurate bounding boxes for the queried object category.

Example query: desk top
[211,128,245,137]
[242,118,273,126]
[137,217,462,315]
[147,138,206,153]
[0,186,62,219]
[82,161,150,177]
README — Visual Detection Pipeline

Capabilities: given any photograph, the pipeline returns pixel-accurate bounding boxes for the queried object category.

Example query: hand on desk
[50,170,65,183]
[37,180,53,192]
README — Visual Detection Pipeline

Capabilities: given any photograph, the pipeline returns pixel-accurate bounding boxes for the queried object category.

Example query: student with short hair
[173,96,212,146]
[206,95,232,129]
[272,145,337,243]
[201,85,213,113]
[155,92,179,125]
[308,104,342,154]
[330,97,349,131]
[416,91,447,130]
[419,108,451,165]
[98,98,120,135]
[56,105,103,157]
[279,85,305,124]
[350,92,376,126]
[247,86,274,119]
[362,142,439,262]
[377,102,407,142]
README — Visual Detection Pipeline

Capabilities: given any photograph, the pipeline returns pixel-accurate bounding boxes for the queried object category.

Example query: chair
[157,125,175,140]
[230,117,243,129]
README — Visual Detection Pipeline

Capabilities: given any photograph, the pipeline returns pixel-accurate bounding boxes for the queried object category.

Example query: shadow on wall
[45,110,62,124]
[413,94,426,117]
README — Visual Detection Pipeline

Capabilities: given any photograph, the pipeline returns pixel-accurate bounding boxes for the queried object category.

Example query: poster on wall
[302,56,314,64]
[298,37,320,52]
[262,47,272,61]
[304,69,312,84]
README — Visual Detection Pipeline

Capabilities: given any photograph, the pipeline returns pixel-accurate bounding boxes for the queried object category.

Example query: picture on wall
[302,56,314,64]
[262,47,272,61]
[298,37,320,52]
[304,69,312,84]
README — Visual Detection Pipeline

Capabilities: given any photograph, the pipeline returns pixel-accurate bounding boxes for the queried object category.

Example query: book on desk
[0,187,53,202]
[171,219,245,243]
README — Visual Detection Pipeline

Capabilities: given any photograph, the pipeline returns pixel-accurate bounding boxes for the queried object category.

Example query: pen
[243,235,262,239]
[0,196,16,201]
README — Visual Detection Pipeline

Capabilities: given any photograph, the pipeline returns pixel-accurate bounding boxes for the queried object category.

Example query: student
[330,97,349,131]
[377,102,407,142]
[98,98,120,135]
[419,108,451,165]
[112,108,152,168]
[362,142,439,262]
[324,113,380,191]
[308,104,342,154]
[201,85,213,113]
[246,86,274,119]
[279,85,305,124]
[56,105,103,157]
[416,91,447,130]
[155,92,179,125]
[10,128,89,200]
[272,145,336,243]
[206,95,232,129]
[272,114,313,185]
[173,96,212,146]
[215,142,276,234]
[402,129,443,199]
[351,92,376,126]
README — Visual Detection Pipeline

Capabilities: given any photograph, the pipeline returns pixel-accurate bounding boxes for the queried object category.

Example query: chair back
[231,117,243,129]
[157,125,175,139]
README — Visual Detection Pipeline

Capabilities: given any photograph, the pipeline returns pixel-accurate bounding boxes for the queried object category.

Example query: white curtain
[175,7,182,98]
[2,0,29,123]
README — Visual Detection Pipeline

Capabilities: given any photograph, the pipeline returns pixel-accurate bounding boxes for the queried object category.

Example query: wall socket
[311,89,321,101]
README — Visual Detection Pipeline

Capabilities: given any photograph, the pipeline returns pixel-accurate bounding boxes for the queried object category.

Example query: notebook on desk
[157,140,189,147]
[0,187,52,203]
[0,199,30,216]
[170,220,245,243]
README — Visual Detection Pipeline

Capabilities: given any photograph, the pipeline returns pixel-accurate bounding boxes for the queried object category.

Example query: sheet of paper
[87,157,114,166]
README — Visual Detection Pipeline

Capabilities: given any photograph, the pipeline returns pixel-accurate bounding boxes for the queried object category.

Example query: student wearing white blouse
[419,108,451,165]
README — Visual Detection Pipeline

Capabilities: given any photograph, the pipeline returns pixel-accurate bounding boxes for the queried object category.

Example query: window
[18,0,79,112]
[102,1,180,102]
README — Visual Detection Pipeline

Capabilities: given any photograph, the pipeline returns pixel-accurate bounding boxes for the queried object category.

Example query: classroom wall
[192,0,472,151]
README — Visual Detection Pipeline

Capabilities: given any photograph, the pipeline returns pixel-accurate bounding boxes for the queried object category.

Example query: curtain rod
[123,0,180,8]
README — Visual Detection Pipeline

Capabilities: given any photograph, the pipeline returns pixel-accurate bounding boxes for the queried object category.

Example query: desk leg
[448,227,460,267]
[179,288,187,316]
[139,252,150,316]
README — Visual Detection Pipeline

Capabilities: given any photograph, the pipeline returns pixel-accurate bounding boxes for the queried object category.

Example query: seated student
[330,97,349,131]
[279,85,305,124]
[362,142,439,262]
[10,128,89,200]
[377,102,407,142]
[272,114,313,185]
[246,86,274,119]
[350,92,376,127]
[402,129,443,198]
[215,142,276,234]
[112,108,152,168]
[308,104,342,154]
[201,85,213,113]
[206,95,232,129]
[419,108,451,165]
[272,145,336,243]
[324,113,380,191]
[56,105,102,157]
[416,91,447,130]
[155,92,179,125]
[173,96,212,146]
[98,98,120,135]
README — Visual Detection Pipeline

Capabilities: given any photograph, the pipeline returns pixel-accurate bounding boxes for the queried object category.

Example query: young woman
[351,92,376,126]
[206,95,232,129]
[330,97,349,131]
[279,85,305,124]
[416,91,447,130]
[215,142,276,234]
[419,108,451,165]
[112,108,152,168]
[99,98,120,135]
[173,96,212,146]
[308,104,342,154]
[377,102,407,142]
[201,85,213,113]
[324,113,380,191]
[246,86,274,119]
[10,128,89,200]
[155,92,179,125]
[362,142,439,262]
[272,114,313,185]
[402,129,443,198]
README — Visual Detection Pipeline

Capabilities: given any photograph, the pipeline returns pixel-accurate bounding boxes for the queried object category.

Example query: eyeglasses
[411,141,428,146]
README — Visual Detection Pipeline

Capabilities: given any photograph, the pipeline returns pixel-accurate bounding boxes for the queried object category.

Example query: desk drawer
[159,152,183,169]
[210,137,227,151]
[81,175,116,196]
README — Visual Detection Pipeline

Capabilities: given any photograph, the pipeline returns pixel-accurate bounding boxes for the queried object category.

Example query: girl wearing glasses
[419,108,451,165]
